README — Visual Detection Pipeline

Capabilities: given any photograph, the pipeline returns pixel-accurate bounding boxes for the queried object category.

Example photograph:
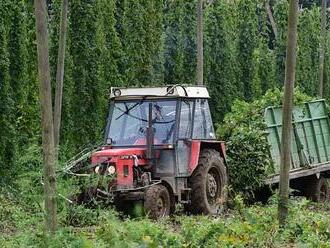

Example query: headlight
[107,165,116,175]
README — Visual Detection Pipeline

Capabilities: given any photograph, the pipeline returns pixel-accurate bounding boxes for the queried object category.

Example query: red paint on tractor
[220,141,227,162]
[188,140,227,174]
[188,141,201,174]
[91,148,146,162]
[91,148,148,187]
[115,158,134,187]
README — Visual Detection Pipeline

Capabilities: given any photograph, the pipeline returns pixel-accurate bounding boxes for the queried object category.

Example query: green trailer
[264,99,330,201]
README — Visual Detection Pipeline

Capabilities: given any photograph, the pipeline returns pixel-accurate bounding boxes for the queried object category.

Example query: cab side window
[193,99,215,139]
[179,100,193,139]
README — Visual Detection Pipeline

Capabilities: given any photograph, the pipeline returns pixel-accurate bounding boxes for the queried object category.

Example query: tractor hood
[91,147,146,165]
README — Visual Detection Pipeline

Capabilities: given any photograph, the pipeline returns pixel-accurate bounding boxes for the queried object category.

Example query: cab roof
[110,85,210,99]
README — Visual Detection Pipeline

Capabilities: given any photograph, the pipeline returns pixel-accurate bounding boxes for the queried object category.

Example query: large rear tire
[144,185,171,219]
[305,177,329,202]
[187,149,228,215]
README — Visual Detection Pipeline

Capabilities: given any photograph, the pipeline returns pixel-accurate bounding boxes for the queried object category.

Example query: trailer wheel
[144,185,171,219]
[305,177,329,202]
[187,149,228,215]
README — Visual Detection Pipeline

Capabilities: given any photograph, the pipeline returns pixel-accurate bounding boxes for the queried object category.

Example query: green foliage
[253,3,276,95]
[1,2,330,247]
[325,32,330,100]
[237,0,259,101]
[96,215,183,247]
[204,1,240,122]
[68,0,103,148]
[2,187,330,248]
[164,0,196,85]
[273,0,288,87]
[296,6,320,95]
[0,1,16,181]
[64,205,102,227]
[7,1,33,148]
[16,143,42,171]
[120,0,164,86]
[96,199,330,247]
[1,0,330,180]
[217,88,313,198]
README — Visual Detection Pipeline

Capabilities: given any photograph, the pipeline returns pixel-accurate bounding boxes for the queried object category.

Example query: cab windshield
[107,100,177,146]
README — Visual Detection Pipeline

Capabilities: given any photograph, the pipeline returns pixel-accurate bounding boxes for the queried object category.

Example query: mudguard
[188,140,227,175]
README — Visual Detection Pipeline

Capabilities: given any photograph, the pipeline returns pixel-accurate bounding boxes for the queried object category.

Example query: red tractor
[76,85,228,219]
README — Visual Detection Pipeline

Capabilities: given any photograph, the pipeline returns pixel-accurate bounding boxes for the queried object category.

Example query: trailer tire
[144,185,171,219]
[305,177,329,202]
[187,149,228,215]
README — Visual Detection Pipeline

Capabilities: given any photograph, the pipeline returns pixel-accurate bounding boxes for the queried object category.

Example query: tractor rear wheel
[305,177,329,202]
[144,185,171,219]
[187,149,228,215]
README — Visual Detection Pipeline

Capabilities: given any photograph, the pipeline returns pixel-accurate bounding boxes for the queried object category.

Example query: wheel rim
[206,167,221,206]
[156,197,166,217]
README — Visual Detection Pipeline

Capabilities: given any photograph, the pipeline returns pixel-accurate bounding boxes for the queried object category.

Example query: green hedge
[0,0,329,181]
[217,88,313,198]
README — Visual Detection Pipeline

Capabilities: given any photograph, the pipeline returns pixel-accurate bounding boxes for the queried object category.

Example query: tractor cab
[105,86,215,146]
[88,85,227,219]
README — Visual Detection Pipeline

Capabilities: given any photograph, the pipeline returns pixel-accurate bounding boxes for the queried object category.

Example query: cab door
[192,99,216,140]
[176,100,194,176]
[176,99,216,176]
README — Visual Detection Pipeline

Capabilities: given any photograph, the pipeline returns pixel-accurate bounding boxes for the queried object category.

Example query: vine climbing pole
[196,0,203,86]
[34,0,57,234]
[265,0,278,39]
[54,0,69,160]
[278,0,299,227]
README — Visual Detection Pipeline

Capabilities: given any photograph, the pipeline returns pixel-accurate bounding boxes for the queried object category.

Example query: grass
[1,190,330,248]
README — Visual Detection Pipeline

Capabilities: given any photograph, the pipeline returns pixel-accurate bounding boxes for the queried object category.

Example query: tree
[119,0,164,86]
[69,0,102,148]
[204,0,241,122]
[7,1,29,147]
[95,0,122,130]
[256,4,277,94]
[164,0,196,85]
[0,1,16,179]
[34,0,57,233]
[265,0,278,39]
[54,0,68,159]
[196,0,203,85]
[237,0,259,101]
[278,0,299,227]
[319,0,327,97]
[296,6,320,95]
[273,0,289,87]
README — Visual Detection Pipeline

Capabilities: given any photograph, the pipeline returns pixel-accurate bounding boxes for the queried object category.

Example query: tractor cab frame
[89,85,228,218]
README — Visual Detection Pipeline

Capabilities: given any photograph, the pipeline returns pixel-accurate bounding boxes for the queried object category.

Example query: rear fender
[188,140,227,175]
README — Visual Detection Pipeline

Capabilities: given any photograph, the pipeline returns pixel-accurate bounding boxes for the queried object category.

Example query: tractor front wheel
[187,149,228,215]
[144,185,171,219]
